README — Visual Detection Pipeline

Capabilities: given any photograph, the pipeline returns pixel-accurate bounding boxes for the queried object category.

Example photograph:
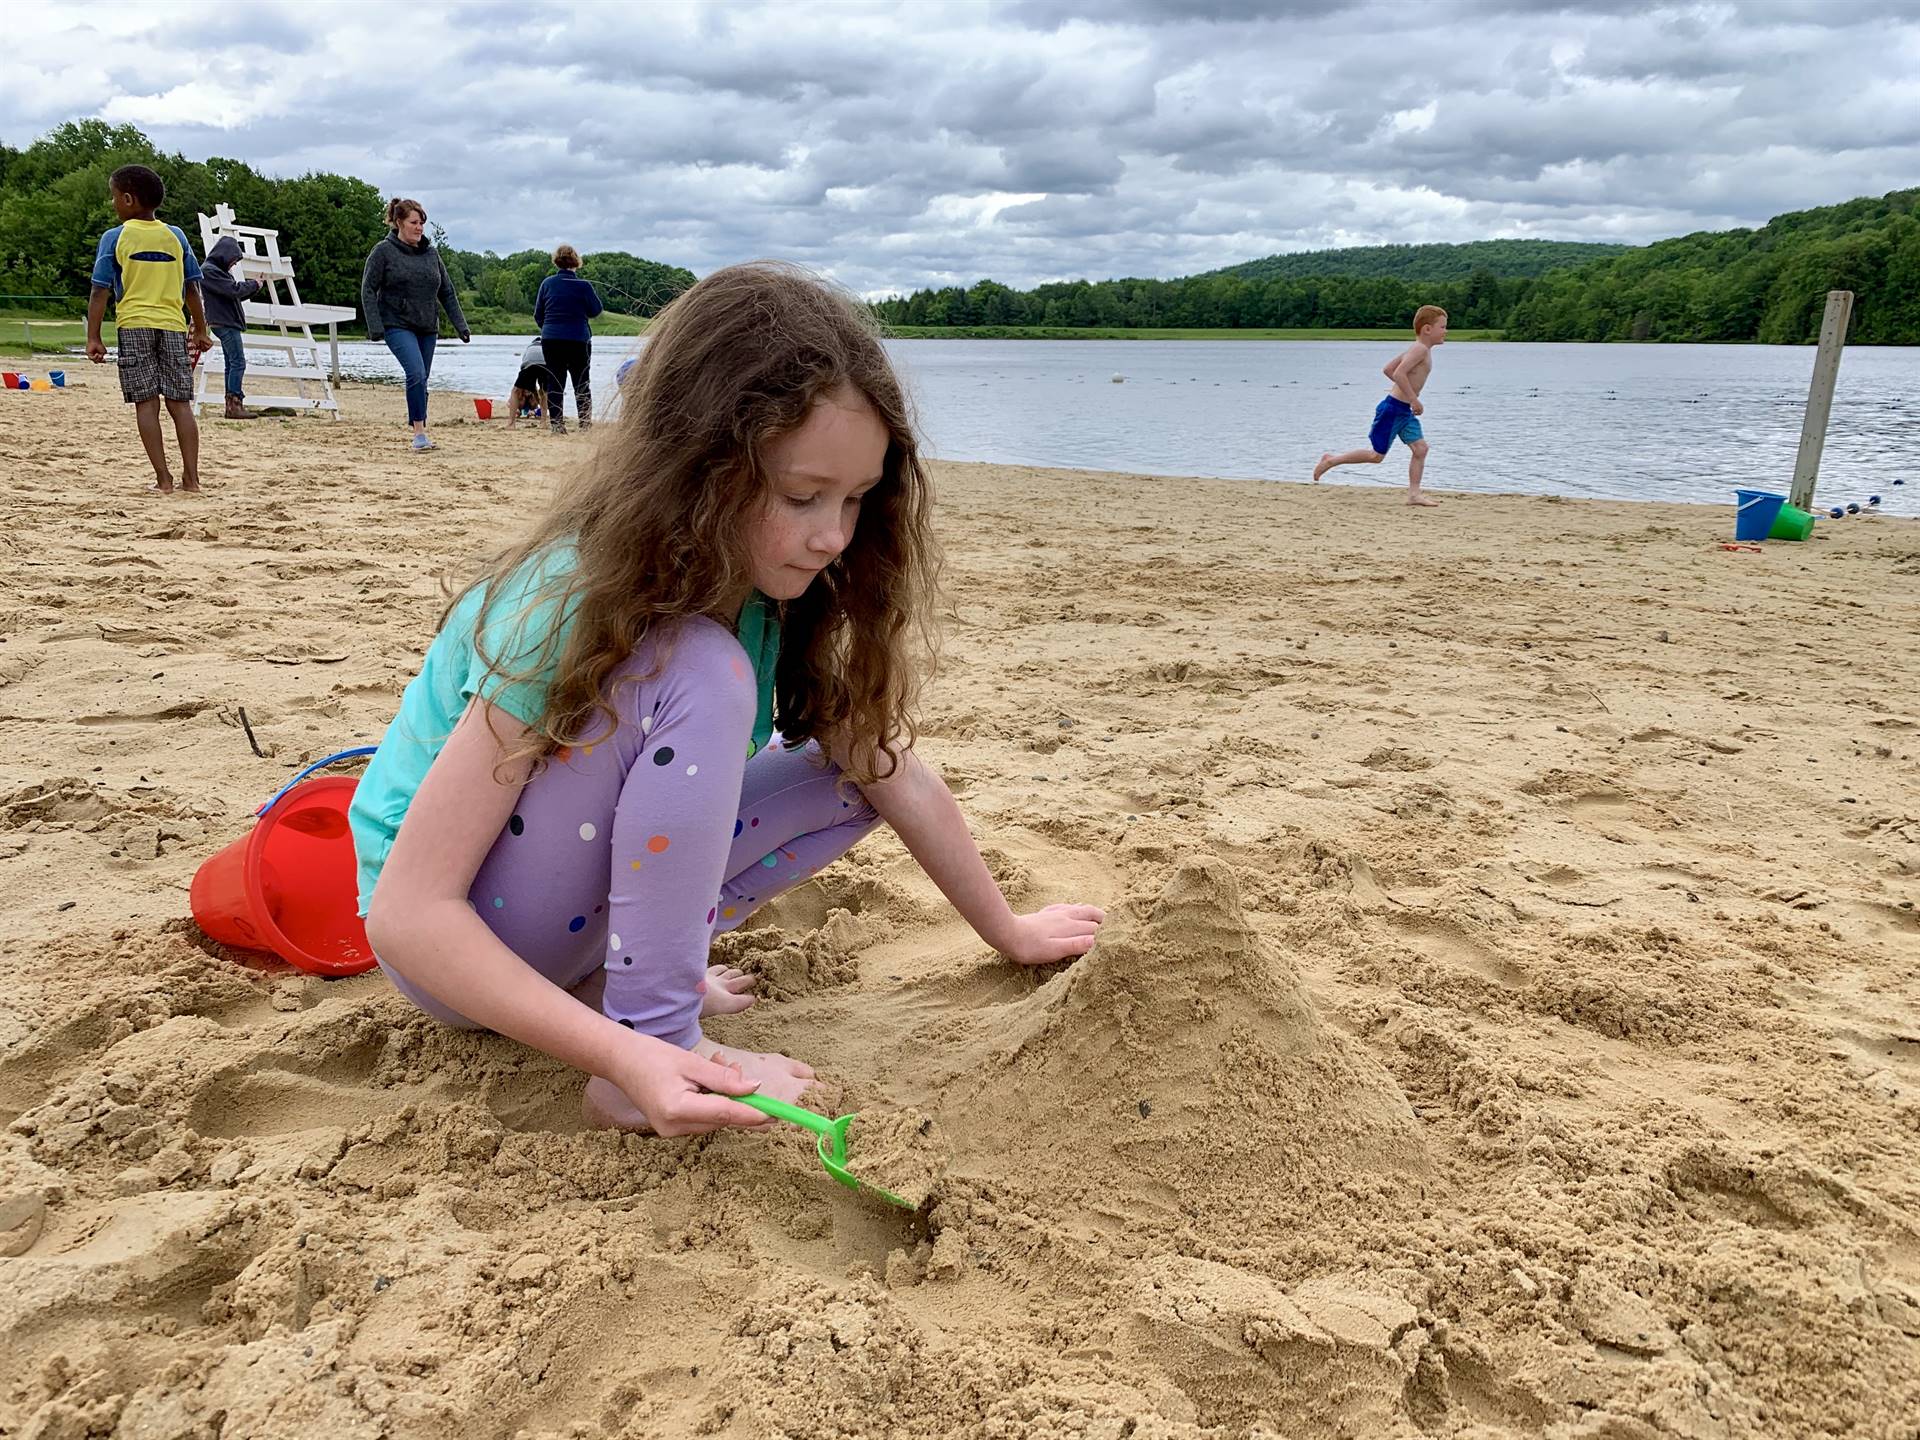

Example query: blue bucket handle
[256,746,378,817]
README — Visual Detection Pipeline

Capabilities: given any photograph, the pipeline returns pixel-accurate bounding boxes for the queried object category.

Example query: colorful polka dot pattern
[472,648,879,1050]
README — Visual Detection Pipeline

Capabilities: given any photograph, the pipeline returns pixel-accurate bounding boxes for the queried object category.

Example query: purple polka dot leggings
[379,617,881,1048]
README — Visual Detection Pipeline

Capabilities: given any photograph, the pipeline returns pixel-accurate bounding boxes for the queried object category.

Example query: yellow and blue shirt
[91,219,202,332]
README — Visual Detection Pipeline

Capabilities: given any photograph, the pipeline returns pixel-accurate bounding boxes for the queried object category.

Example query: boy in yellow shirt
[85,165,214,494]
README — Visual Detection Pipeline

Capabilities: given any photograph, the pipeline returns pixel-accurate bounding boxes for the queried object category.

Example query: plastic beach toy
[734,1094,917,1209]
[189,747,379,976]
[473,397,492,419]
[1768,502,1815,542]
[49,371,65,388]
[1733,488,1786,543]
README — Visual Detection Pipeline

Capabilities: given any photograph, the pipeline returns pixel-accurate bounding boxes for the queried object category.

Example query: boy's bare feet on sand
[1407,492,1442,507]
[1313,452,1333,482]
[700,964,756,1016]
[181,474,202,494]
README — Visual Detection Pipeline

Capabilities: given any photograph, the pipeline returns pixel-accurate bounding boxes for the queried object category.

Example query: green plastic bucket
[1768,503,1815,542]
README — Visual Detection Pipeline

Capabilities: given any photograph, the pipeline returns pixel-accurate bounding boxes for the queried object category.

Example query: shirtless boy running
[1313,305,1447,507]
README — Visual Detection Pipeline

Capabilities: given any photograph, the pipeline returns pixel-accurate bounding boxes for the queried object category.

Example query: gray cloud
[4,0,1916,296]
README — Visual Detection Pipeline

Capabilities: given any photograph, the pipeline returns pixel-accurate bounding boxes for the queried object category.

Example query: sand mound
[948,856,1427,1234]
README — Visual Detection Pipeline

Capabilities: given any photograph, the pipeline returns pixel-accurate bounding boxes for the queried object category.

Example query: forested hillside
[873,195,1920,342]
[0,122,693,325]
[1504,190,1920,342]
[1209,239,1627,283]
[5,120,1912,343]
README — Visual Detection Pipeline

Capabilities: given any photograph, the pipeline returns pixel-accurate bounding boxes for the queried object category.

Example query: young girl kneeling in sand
[352,263,1103,1136]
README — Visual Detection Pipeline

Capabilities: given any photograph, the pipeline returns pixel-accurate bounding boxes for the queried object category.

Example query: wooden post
[1789,290,1854,511]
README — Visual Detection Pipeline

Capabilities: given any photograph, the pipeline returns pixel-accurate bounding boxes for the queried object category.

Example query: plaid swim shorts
[116,327,193,404]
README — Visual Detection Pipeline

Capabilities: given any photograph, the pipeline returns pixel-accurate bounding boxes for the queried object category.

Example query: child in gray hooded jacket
[202,236,266,419]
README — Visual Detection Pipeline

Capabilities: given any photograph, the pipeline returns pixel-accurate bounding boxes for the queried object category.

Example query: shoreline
[17,376,1916,519]
[357,382,1920,519]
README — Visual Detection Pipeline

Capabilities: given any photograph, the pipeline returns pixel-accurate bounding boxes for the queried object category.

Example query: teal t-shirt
[349,544,781,912]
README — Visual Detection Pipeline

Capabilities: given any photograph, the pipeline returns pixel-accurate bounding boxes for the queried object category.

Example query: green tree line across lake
[870,192,1920,343]
[3,121,1914,344]
[0,122,693,331]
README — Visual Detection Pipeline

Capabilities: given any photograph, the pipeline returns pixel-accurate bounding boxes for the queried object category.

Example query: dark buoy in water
[1829,506,1846,519]
[1869,495,1882,506]
[1847,502,1861,514]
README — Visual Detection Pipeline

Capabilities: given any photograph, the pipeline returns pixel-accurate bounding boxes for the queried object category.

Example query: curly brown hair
[385,197,426,230]
[447,261,940,784]
[552,244,581,270]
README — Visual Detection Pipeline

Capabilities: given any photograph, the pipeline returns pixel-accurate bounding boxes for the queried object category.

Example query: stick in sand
[237,706,266,759]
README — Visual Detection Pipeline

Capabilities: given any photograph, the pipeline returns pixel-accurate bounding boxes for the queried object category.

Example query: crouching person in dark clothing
[203,237,265,419]
[533,244,602,434]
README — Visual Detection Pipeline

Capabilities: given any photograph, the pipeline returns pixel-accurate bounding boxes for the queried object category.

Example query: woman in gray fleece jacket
[359,197,470,451]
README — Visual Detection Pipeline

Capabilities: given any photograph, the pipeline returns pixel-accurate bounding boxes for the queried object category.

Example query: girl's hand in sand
[594,1037,772,1136]
[996,903,1105,966]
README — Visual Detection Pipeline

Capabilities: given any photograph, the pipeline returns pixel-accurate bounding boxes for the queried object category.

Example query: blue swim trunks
[1368,395,1423,455]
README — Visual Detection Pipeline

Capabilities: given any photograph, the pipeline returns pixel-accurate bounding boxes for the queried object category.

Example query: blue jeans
[213,326,247,398]
[382,327,437,425]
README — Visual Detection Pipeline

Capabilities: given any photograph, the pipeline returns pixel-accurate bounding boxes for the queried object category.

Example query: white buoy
[1111,373,1125,383]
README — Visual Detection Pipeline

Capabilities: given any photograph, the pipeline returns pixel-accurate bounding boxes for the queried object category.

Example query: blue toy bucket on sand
[1734,489,1786,543]
[49,371,65,388]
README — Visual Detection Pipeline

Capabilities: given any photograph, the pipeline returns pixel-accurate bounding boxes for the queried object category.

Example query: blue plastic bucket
[1734,489,1786,542]
[49,371,65,388]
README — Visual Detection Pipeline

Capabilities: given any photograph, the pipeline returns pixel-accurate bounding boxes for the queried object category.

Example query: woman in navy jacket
[532,245,603,433]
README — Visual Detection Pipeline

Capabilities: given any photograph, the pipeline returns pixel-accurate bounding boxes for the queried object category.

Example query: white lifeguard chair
[193,203,357,418]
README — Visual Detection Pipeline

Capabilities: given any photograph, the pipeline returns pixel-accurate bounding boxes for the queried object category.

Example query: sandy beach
[1,374,1916,1439]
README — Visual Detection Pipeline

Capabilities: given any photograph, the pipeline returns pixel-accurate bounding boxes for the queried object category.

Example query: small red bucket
[473,397,493,419]
[190,748,378,976]
[1,372,18,390]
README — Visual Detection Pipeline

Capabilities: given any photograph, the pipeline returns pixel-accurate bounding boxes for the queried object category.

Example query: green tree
[273,172,386,308]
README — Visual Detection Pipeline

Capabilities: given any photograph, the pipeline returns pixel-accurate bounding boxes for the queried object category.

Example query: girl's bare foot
[1312,452,1333,482]
[710,1044,814,1105]
[582,1074,655,1132]
[1407,493,1442,507]
[700,964,756,1017]
[151,474,175,494]
[181,475,202,493]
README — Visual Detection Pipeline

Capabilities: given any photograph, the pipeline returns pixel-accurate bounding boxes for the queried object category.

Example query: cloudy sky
[8,0,1918,295]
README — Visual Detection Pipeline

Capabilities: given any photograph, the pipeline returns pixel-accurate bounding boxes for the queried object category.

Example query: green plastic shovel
[735,1093,915,1210]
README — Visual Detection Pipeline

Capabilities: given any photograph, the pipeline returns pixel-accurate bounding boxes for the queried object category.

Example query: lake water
[330,335,1919,509]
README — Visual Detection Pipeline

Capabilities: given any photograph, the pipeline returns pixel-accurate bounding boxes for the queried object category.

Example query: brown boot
[225,395,259,420]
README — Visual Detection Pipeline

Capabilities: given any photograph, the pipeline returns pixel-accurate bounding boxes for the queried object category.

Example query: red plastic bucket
[473,397,493,419]
[1,373,18,390]
[190,749,378,976]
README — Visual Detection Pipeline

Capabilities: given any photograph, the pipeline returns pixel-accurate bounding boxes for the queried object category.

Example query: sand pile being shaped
[943,855,1429,1235]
